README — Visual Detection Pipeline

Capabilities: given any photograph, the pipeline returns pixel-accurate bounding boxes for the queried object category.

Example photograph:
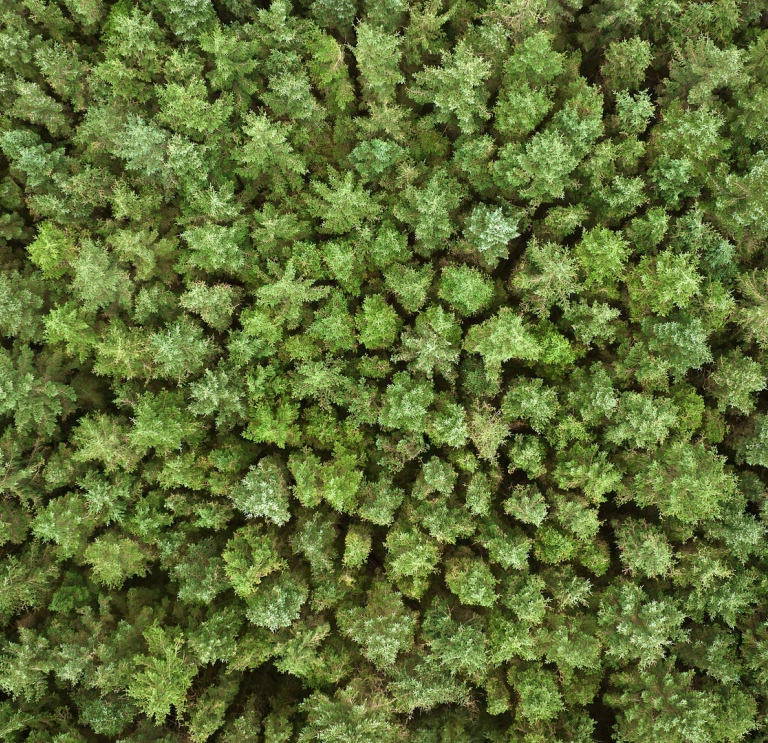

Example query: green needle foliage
[2,0,768,741]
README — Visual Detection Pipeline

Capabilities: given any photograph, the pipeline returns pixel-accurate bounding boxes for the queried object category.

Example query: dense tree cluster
[2,0,768,740]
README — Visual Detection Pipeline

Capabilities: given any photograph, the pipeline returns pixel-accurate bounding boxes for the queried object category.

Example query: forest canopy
[2,0,768,741]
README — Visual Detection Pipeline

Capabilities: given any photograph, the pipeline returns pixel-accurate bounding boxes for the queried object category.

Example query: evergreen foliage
[2,0,768,741]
